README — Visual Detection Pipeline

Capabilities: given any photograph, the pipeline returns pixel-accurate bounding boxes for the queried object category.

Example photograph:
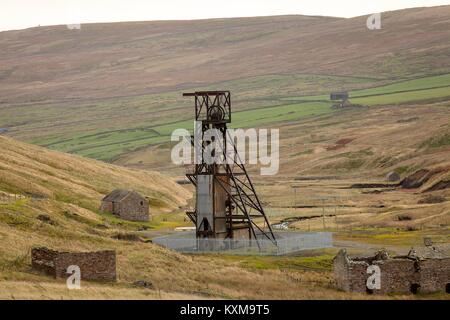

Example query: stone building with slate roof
[100,189,149,221]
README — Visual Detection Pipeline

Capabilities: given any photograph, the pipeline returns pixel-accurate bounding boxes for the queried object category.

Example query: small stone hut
[100,189,149,222]
[333,245,450,295]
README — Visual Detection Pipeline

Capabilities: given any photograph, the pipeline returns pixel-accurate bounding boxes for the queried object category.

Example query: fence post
[322,199,326,230]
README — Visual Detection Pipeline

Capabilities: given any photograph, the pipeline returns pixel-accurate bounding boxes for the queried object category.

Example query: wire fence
[152,232,332,255]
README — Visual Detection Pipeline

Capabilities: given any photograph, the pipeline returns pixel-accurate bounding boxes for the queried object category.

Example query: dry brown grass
[0,6,449,300]
[0,6,449,103]
[0,212,414,301]
[248,102,450,233]
[0,281,200,300]
[0,135,191,211]
[0,136,448,299]
[0,193,366,300]
[0,136,351,300]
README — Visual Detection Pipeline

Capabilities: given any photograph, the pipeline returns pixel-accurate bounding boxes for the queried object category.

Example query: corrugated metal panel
[196,175,213,231]
[214,176,229,235]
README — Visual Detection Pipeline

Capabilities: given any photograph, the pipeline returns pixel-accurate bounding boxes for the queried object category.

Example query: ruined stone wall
[375,259,418,294]
[334,250,381,293]
[333,249,450,294]
[419,258,450,293]
[347,263,369,293]
[117,193,149,221]
[333,250,351,291]
[54,251,116,281]
[337,257,418,294]
[31,247,116,282]
[31,247,58,276]
[99,201,113,214]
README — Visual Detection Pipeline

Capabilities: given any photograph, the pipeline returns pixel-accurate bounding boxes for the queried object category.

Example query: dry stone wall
[31,247,116,282]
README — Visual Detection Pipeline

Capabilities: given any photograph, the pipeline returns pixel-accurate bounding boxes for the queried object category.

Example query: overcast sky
[1,0,449,32]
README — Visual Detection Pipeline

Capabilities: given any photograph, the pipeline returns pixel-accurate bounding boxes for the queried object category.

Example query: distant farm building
[330,92,356,109]
[330,92,349,101]
[100,189,149,222]
[333,243,450,295]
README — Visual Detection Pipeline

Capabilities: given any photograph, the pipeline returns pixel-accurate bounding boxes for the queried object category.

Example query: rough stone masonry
[31,247,116,282]
[333,245,450,294]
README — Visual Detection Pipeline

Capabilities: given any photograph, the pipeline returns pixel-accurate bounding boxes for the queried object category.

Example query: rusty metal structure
[183,91,276,245]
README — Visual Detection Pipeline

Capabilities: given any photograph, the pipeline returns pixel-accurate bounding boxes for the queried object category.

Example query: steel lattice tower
[183,91,276,244]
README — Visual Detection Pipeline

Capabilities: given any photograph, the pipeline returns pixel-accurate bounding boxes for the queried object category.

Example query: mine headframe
[183,91,276,245]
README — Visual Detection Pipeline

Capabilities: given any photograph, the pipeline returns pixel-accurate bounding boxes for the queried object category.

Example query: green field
[352,86,450,106]
[34,101,331,160]
[283,73,450,104]
[350,73,450,97]
[2,73,450,161]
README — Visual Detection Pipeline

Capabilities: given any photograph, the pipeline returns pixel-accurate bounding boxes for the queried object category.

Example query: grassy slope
[0,113,448,299]
[257,100,450,234]
[0,6,449,162]
[1,6,449,103]
[0,191,445,299]
[0,195,349,300]
[0,8,449,299]
[285,73,450,101]
[0,136,388,300]
[0,74,370,160]
[3,73,449,162]
[0,135,190,211]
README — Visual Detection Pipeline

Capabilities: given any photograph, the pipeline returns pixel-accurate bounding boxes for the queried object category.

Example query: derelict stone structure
[330,91,350,108]
[31,247,117,282]
[100,189,149,221]
[333,246,450,294]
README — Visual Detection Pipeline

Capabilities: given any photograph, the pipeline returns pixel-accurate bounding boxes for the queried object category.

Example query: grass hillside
[0,136,386,300]
[0,138,445,300]
[1,72,449,163]
[0,135,190,211]
[0,136,448,300]
[0,6,449,299]
[0,6,449,103]
[0,6,449,163]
